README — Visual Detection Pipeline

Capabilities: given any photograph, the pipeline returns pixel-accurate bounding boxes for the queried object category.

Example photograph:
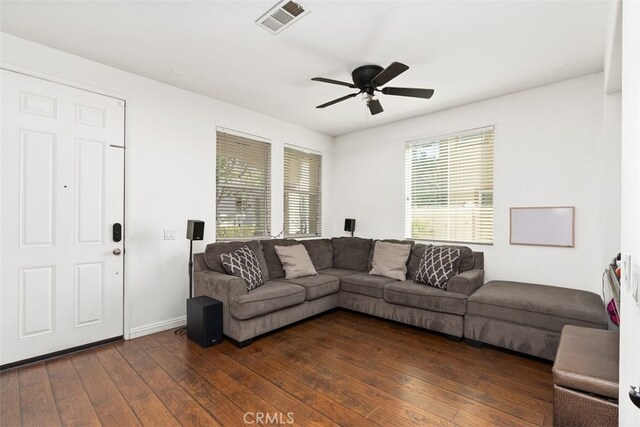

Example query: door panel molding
[19,129,57,248]
[19,266,55,338]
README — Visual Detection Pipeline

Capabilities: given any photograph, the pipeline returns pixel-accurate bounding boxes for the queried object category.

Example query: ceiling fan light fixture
[312,61,434,115]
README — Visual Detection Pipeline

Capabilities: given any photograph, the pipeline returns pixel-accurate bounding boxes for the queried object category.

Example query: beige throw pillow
[274,244,318,279]
[369,241,411,281]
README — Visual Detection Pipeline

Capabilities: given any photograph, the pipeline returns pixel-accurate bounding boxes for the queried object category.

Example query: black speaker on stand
[344,218,356,237]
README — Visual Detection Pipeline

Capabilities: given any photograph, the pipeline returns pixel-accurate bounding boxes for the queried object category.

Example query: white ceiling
[0,0,610,136]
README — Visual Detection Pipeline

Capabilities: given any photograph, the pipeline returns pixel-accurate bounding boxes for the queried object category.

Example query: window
[284,146,322,237]
[216,130,271,240]
[405,126,494,244]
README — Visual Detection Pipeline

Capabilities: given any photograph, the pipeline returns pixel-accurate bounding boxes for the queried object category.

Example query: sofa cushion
[408,244,475,279]
[340,272,397,298]
[367,239,414,270]
[407,244,430,280]
[331,237,373,271]
[275,244,317,279]
[220,246,265,291]
[317,268,361,278]
[204,241,270,280]
[415,246,461,289]
[384,281,468,315]
[286,274,340,301]
[467,281,609,332]
[300,239,333,270]
[260,239,299,279]
[229,281,305,320]
[442,245,475,273]
[369,241,412,281]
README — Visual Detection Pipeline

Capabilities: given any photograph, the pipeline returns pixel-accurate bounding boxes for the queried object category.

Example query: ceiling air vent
[256,1,309,35]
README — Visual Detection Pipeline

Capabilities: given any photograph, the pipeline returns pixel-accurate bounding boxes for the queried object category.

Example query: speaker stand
[175,239,194,336]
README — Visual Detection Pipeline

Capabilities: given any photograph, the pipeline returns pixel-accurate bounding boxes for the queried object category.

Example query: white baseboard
[128,316,186,339]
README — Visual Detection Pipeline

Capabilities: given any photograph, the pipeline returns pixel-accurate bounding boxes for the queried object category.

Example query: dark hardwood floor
[0,310,554,426]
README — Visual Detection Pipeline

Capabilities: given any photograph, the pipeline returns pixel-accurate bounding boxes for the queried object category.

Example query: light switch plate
[164,229,176,240]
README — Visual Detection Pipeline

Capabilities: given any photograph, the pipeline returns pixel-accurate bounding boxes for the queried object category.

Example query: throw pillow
[369,241,412,281]
[414,246,461,289]
[220,246,265,291]
[274,244,318,279]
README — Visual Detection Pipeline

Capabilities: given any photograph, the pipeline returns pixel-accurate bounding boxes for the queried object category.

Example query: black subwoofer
[187,296,223,348]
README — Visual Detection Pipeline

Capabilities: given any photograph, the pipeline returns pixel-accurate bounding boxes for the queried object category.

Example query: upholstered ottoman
[553,325,619,427]
[464,280,608,360]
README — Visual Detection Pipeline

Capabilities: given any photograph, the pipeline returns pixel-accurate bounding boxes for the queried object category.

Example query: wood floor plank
[266,370,372,426]
[452,407,538,427]
[216,342,371,426]
[6,310,553,427]
[282,324,551,425]
[314,313,553,393]
[93,345,153,403]
[329,311,553,384]
[207,349,300,411]
[114,340,220,427]
[93,345,180,426]
[45,357,100,427]
[252,338,453,426]
[71,350,141,427]
[18,363,61,427]
[128,395,181,427]
[287,402,341,427]
[0,369,21,426]
[139,341,251,426]
[274,328,461,420]
[148,341,281,416]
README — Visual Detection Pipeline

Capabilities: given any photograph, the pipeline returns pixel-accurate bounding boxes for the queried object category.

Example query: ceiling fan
[311,62,434,115]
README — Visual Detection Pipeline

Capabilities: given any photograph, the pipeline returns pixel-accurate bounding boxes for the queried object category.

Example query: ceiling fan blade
[311,77,357,89]
[381,87,435,99]
[372,62,409,86]
[367,99,384,115]
[316,92,358,109]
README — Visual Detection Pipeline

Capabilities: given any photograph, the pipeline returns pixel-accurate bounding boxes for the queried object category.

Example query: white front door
[1,70,125,366]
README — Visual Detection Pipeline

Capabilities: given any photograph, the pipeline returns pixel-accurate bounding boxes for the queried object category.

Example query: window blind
[284,146,322,237]
[405,126,494,244]
[216,130,271,240]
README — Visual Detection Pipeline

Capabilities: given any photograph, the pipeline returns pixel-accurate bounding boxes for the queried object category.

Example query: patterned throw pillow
[220,246,265,291]
[414,246,461,289]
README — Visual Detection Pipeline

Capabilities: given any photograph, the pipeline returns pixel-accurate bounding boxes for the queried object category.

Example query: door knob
[113,248,122,256]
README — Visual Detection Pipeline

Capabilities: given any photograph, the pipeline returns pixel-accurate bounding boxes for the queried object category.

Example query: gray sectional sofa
[193,237,484,346]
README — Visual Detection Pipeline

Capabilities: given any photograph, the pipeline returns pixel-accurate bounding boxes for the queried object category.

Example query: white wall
[0,33,334,337]
[602,92,622,268]
[619,0,640,423]
[332,74,616,295]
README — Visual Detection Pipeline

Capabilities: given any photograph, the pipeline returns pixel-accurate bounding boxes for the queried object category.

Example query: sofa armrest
[194,270,247,304]
[447,269,484,296]
[193,252,207,272]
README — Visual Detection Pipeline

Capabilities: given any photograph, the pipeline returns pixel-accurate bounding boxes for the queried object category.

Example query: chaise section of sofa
[464,280,608,360]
